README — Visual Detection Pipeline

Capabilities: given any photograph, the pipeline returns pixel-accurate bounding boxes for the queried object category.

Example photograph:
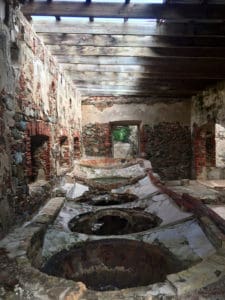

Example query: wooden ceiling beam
[72,79,215,91]
[40,33,225,48]
[22,2,225,20]
[78,88,155,96]
[47,45,225,58]
[67,70,224,81]
[77,87,197,97]
[81,95,190,104]
[56,55,225,65]
[62,61,225,74]
[33,21,225,36]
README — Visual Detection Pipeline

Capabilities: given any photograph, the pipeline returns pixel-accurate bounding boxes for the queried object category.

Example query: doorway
[111,122,140,159]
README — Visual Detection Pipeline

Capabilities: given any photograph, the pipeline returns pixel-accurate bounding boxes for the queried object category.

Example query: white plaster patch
[60,182,89,199]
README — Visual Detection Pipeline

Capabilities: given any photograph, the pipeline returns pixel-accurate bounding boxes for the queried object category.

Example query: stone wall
[0,5,82,236]
[143,123,192,180]
[191,83,225,179]
[16,11,82,177]
[0,16,16,236]
[83,123,111,157]
[82,97,192,179]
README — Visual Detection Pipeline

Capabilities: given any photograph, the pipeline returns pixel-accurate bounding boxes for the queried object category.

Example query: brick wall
[193,121,215,178]
[143,122,192,180]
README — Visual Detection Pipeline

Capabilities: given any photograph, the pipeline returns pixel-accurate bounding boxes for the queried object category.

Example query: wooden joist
[33,20,225,36]
[81,95,189,103]
[72,78,215,91]
[62,60,225,74]
[22,2,225,20]
[47,45,225,58]
[40,33,225,48]
[56,56,225,66]
[27,4,225,97]
[77,86,197,97]
[33,21,172,35]
[67,70,224,81]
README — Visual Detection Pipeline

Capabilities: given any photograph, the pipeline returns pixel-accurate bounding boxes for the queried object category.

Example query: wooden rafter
[40,33,225,48]
[77,87,197,97]
[33,21,225,36]
[46,45,225,58]
[27,3,225,97]
[22,2,225,20]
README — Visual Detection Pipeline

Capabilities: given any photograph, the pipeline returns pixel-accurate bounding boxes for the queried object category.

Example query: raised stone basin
[41,239,182,291]
[68,208,162,235]
[67,158,151,190]
[76,191,138,206]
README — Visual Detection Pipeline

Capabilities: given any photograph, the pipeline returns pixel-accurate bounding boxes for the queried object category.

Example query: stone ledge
[148,170,225,249]
[167,252,225,296]
[200,216,225,249]
[31,197,65,225]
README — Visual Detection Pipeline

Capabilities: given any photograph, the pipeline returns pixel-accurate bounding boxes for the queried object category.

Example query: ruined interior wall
[0,6,82,236]
[0,6,18,236]
[17,11,82,175]
[191,83,225,179]
[82,97,191,179]
[143,123,192,180]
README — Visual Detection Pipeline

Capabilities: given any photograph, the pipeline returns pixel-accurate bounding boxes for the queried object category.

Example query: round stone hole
[68,208,162,235]
[76,192,138,206]
[41,239,182,291]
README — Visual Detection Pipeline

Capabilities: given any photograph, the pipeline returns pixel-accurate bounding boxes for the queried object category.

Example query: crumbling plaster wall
[0,5,82,236]
[82,97,192,180]
[192,83,225,179]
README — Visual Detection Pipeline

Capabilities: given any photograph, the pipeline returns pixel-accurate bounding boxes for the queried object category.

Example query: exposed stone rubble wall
[83,123,111,157]
[191,83,225,179]
[0,14,17,236]
[143,123,192,180]
[82,97,191,179]
[0,5,82,236]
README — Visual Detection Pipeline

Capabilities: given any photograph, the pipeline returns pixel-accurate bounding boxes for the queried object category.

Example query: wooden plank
[57,55,225,65]
[77,87,196,97]
[33,20,225,36]
[73,79,212,90]
[67,70,225,80]
[79,88,155,96]
[75,82,202,92]
[47,44,225,57]
[62,61,225,75]
[22,3,225,20]
[40,33,225,47]
[81,95,189,103]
